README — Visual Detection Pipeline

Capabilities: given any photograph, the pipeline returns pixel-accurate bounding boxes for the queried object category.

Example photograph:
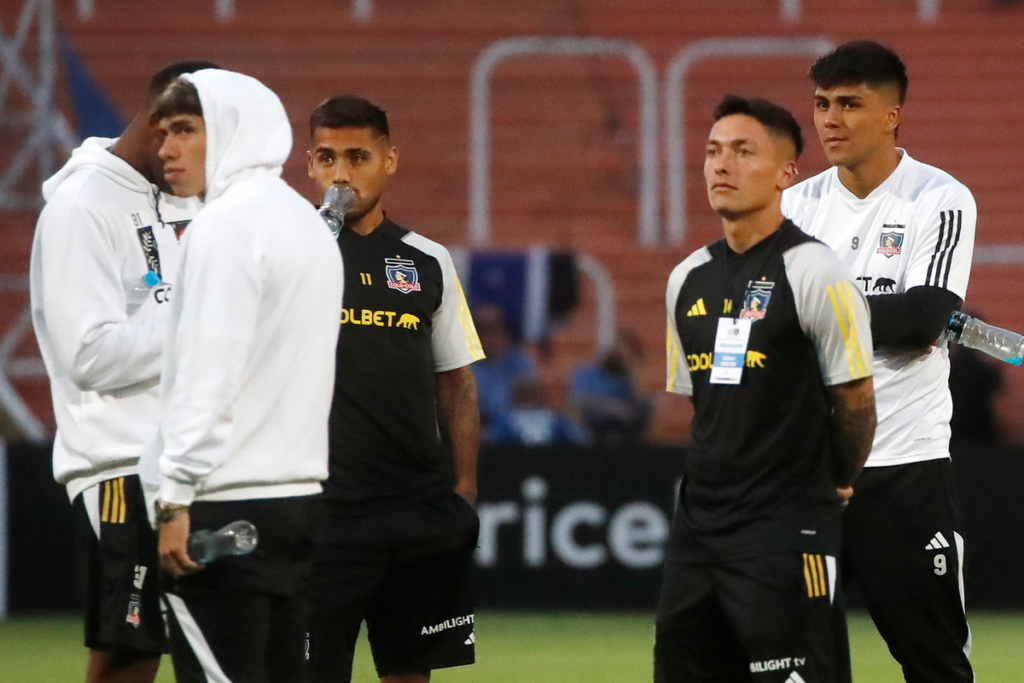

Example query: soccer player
[656,95,877,683]
[144,70,343,683]
[304,95,484,683]
[30,60,215,683]
[782,41,978,681]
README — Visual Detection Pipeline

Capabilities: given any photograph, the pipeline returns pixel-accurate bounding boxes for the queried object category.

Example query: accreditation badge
[710,317,751,385]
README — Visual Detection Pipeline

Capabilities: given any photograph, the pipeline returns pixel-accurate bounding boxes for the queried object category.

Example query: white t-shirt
[782,149,977,467]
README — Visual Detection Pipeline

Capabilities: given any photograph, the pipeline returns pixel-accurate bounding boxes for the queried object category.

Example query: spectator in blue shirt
[567,329,650,444]
[471,303,538,431]
[488,379,589,446]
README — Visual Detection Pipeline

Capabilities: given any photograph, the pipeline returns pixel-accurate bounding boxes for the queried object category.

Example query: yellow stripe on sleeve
[117,477,127,524]
[802,554,816,597]
[455,279,485,360]
[839,281,869,377]
[101,480,111,523]
[666,319,680,392]
[827,285,859,380]
[815,554,827,596]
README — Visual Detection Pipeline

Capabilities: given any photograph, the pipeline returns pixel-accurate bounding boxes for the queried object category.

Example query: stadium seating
[3,0,1024,441]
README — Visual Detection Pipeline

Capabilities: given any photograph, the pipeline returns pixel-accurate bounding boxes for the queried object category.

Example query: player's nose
[332,165,352,184]
[822,104,841,127]
[157,139,176,161]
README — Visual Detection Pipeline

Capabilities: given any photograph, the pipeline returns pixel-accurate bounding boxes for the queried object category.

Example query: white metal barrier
[779,0,939,22]
[76,0,375,22]
[663,36,834,246]
[468,37,659,247]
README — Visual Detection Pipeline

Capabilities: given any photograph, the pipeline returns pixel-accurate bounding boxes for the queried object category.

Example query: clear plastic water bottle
[944,311,1024,366]
[187,520,259,565]
[124,271,161,315]
[318,184,357,238]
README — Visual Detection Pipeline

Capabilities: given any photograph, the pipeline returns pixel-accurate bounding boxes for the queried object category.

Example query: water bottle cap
[143,271,161,287]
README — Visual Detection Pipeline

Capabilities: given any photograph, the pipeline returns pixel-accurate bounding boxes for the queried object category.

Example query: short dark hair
[147,61,218,102]
[809,41,908,103]
[151,78,203,121]
[309,95,389,139]
[713,94,804,158]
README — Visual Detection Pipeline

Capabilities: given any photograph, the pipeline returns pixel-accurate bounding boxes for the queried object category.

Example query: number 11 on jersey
[360,273,372,285]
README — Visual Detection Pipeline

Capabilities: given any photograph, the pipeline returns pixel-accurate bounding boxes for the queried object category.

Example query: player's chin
[821,148,851,167]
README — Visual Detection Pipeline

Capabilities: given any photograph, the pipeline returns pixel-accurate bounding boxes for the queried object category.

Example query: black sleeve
[867,285,962,348]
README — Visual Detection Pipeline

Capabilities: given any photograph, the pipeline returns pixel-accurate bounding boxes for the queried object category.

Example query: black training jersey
[326,218,483,511]
[665,221,872,560]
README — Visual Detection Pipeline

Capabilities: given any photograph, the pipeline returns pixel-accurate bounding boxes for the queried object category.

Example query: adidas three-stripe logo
[926,531,951,550]
[464,632,475,645]
[925,210,962,288]
[786,672,807,683]
[686,298,707,316]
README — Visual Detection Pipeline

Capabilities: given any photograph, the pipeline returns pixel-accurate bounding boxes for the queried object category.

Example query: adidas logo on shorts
[464,632,475,646]
[925,532,951,550]
[785,672,807,683]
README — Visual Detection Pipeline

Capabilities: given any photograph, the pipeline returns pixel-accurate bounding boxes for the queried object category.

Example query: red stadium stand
[3,0,1024,442]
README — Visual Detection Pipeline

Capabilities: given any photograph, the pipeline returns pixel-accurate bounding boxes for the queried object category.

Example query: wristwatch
[154,500,189,524]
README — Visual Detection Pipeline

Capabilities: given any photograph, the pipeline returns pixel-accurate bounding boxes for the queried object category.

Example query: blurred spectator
[566,329,650,444]
[471,303,538,430]
[487,379,589,446]
[949,341,1004,446]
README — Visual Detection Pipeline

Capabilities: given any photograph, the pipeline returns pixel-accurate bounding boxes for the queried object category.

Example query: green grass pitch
[1,611,1021,681]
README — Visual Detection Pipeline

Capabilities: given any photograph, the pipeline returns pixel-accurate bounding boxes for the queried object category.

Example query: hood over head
[181,69,292,203]
[41,137,153,201]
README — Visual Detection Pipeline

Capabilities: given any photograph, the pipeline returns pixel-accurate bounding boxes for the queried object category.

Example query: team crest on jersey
[739,280,774,321]
[125,594,141,627]
[136,227,162,277]
[877,228,904,258]
[385,258,421,294]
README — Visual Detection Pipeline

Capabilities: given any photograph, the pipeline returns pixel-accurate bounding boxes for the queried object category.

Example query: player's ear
[777,157,799,191]
[305,149,314,178]
[884,104,902,136]
[385,145,399,176]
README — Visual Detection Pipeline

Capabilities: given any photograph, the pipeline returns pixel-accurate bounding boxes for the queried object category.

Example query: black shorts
[73,475,167,655]
[843,459,973,682]
[655,552,848,683]
[162,495,319,683]
[308,490,480,682]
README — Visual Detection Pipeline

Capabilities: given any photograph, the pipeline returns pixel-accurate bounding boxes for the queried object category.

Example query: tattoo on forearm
[437,369,481,487]
[830,385,877,487]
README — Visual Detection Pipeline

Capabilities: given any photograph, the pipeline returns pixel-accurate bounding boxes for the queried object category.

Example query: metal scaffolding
[0,0,77,210]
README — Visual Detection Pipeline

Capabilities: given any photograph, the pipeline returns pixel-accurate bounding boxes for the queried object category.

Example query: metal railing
[0,276,47,441]
[75,0,375,22]
[779,0,938,22]
[663,36,835,246]
[0,0,78,210]
[468,37,659,247]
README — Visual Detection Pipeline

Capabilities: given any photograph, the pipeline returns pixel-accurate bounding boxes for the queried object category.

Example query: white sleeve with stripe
[665,249,710,396]
[401,232,485,372]
[904,184,977,299]
[784,242,874,386]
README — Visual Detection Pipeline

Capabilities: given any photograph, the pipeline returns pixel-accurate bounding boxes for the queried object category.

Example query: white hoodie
[142,70,344,507]
[31,136,196,500]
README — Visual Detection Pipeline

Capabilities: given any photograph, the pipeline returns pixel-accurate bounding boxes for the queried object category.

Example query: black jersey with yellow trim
[665,220,871,561]
[326,218,482,512]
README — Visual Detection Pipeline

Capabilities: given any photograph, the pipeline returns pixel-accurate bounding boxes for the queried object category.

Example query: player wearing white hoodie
[142,70,343,683]
[30,61,216,683]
